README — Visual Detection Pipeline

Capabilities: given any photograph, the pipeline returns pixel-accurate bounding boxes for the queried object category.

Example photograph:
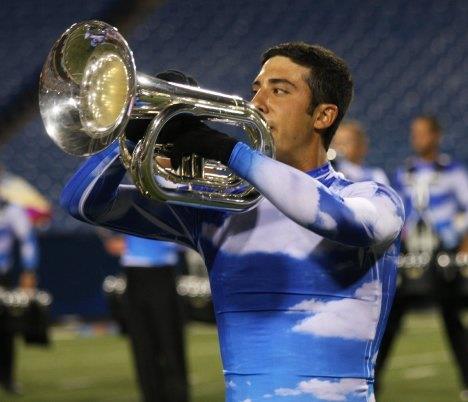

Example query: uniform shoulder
[339,179,379,196]
[339,180,402,206]
[440,157,465,172]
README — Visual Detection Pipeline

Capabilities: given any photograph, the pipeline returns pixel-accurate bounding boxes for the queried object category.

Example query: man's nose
[251,90,268,114]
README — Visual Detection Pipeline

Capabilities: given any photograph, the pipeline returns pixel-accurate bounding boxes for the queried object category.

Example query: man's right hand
[125,70,199,144]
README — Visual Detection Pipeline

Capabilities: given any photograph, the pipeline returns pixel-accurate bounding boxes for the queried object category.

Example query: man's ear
[313,104,339,130]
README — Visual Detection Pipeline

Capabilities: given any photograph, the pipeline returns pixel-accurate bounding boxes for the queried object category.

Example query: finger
[158,116,204,144]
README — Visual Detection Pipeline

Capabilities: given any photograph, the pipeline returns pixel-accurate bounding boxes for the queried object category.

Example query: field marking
[389,350,450,369]
[51,331,78,341]
[60,377,95,390]
[402,365,438,380]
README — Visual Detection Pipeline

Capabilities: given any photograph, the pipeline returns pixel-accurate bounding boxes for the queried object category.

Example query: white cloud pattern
[227,380,236,389]
[290,281,382,340]
[273,378,369,401]
[205,199,324,259]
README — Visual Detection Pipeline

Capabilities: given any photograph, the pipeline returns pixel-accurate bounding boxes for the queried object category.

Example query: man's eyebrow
[251,78,297,88]
[269,78,297,88]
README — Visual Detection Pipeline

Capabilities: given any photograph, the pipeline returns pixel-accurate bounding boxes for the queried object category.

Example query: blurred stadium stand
[0,0,129,119]
[0,2,103,106]
[0,0,466,316]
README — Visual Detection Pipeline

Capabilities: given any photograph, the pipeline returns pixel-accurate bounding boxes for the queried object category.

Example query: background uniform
[121,235,188,402]
[333,157,389,185]
[376,155,468,391]
[61,141,404,402]
[0,198,39,391]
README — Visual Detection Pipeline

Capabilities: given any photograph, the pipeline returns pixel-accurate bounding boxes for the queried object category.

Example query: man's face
[251,56,315,163]
[332,126,366,164]
[410,118,440,157]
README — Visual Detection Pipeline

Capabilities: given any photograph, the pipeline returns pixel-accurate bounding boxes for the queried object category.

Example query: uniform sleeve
[228,142,405,248]
[9,206,39,271]
[60,142,200,249]
[452,166,468,211]
[392,169,412,221]
[452,165,468,232]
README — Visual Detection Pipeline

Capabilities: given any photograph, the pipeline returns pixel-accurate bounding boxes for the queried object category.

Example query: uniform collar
[306,162,339,185]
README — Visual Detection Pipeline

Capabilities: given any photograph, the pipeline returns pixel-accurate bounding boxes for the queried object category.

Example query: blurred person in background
[0,165,52,229]
[375,115,468,400]
[61,45,404,402]
[103,234,188,402]
[330,120,389,184]
[0,196,39,395]
[102,231,188,399]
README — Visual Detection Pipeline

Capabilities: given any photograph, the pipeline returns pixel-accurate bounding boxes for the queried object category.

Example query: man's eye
[273,88,288,95]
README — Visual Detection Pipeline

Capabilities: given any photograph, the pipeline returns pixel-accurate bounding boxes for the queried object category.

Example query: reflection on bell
[82,53,129,135]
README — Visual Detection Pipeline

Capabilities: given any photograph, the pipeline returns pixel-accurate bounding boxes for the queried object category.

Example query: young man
[331,120,389,185]
[61,43,404,402]
[376,115,468,400]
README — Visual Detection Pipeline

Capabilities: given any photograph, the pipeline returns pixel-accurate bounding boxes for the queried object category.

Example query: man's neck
[285,143,328,172]
[418,149,439,163]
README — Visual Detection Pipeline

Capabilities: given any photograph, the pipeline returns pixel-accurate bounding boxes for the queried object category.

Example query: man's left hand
[19,272,36,290]
[162,122,239,169]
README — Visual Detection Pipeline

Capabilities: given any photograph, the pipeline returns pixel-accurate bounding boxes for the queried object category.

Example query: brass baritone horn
[39,20,274,211]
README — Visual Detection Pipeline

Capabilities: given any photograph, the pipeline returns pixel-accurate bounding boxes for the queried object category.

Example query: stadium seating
[0,0,121,110]
[0,0,467,233]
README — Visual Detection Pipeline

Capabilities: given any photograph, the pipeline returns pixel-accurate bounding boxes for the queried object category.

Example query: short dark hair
[414,114,442,133]
[262,42,354,150]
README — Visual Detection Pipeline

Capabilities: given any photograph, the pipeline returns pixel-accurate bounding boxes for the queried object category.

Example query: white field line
[389,350,450,369]
[60,377,95,390]
[402,365,439,380]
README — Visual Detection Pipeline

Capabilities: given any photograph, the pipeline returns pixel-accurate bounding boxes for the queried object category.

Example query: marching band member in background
[103,233,188,402]
[0,196,39,395]
[375,115,468,401]
[330,120,389,185]
[61,44,404,402]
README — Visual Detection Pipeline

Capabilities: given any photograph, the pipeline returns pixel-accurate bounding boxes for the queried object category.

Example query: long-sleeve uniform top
[0,200,39,274]
[61,141,404,402]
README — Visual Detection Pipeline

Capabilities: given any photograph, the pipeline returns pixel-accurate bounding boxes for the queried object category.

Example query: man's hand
[126,69,239,169]
[104,236,126,257]
[125,70,199,144]
[157,71,238,168]
[458,234,468,253]
[163,123,238,169]
[19,272,36,290]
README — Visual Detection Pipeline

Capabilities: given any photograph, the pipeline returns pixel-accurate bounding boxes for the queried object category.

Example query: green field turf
[5,310,465,402]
